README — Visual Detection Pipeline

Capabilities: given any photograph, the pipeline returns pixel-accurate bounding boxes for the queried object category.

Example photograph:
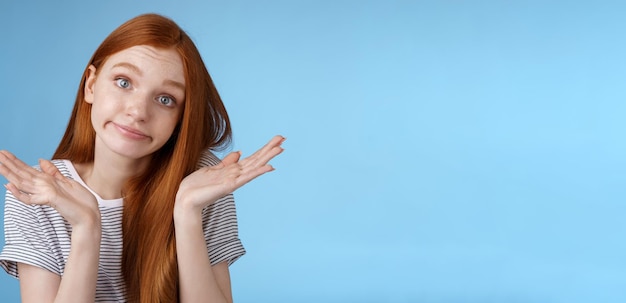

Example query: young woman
[0,14,284,303]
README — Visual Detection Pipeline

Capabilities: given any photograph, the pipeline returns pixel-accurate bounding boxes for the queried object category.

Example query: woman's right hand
[0,150,100,228]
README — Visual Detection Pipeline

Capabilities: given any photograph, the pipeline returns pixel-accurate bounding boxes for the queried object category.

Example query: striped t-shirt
[0,151,246,302]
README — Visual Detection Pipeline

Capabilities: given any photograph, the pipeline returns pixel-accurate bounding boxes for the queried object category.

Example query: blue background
[1,1,625,302]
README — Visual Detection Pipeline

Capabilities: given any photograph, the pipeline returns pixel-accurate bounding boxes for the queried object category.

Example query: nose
[125,93,150,122]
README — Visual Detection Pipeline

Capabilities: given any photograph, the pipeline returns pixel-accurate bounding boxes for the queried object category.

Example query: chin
[98,134,167,161]
[109,144,158,160]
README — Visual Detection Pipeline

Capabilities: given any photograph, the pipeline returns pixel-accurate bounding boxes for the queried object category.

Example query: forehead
[102,45,185,84]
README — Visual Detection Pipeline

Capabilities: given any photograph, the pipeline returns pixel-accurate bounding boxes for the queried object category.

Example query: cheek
[89,100,104,124]
[89,96,113,121]
[158,114,182,140]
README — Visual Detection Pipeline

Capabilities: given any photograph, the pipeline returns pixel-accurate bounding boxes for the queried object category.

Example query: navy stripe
[0,150,245,302]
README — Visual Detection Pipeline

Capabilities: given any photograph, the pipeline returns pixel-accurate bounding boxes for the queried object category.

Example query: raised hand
[0,150,100,227]
[175,135,285,213]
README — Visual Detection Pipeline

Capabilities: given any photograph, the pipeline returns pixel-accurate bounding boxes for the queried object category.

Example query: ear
[84,65,97,104]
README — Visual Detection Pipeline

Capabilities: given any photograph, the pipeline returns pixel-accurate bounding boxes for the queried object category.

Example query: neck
[77,147,151,200]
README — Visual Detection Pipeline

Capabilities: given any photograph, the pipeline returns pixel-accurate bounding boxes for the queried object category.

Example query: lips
[111,122,150,140]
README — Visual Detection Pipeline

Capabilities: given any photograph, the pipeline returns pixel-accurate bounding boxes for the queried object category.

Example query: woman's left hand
[174,135,285,215]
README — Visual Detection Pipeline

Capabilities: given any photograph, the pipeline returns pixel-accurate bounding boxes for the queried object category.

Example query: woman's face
[84,45,186,161]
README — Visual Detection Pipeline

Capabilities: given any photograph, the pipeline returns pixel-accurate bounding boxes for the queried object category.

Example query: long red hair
[53,14,231,302]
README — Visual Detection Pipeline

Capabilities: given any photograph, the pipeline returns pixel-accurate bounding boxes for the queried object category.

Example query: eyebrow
[164,79,185,92]
[112,62,143,76]
[111,62,185,92]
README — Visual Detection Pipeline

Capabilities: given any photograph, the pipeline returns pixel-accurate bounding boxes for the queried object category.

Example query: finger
[4,183,32,204]
[39,159,65,181]
[259,145,284,164]
[0,150,32,171]
[0,152,47,195]
[257,135,286,157]
[242,136,285,162]
[236,164,275,187]
[267,135,286,147]
[0,159,27,186]
[0,151,38,180]
[242,145,284,170]
[240,136,285,168]
[220,151,241,166]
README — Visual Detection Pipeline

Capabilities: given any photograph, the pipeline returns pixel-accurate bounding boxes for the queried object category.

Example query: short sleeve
[197,150,246,266]
[0,190,64,278]
[202,194,246,265]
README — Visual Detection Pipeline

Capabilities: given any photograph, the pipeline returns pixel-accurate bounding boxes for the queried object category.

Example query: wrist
[173,198,203,226]
[73,209,101,229]
[70,222,102,248]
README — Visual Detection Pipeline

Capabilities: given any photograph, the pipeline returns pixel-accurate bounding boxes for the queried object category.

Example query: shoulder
[48,159,75,179]
[196,150,222,169]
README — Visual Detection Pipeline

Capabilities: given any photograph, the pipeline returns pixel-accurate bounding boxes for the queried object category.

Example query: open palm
[175,136,285,212]
[0,151,100,227]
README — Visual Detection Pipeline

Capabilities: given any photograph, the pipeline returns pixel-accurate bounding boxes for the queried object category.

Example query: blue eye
[115,78,130,89]
[157,95,175,106]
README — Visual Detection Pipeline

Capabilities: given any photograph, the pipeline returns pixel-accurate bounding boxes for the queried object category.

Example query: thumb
[39,159,64,180]
[220,151,241,166]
